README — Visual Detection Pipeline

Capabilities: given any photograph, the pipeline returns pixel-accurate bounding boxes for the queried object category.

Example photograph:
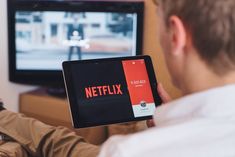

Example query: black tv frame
[7,0,144,88]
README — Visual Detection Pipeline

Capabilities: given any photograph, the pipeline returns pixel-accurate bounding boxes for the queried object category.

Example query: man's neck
[187,74,235,95]
[181,56,235,95]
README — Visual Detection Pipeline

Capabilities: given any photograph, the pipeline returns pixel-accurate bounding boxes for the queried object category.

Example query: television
[7,0,144,89]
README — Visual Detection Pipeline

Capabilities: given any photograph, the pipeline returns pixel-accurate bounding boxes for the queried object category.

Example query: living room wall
[0,0,36,112]
[0,0,181,112]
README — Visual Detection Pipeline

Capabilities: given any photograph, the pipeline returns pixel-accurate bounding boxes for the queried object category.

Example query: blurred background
[0,0,182,112]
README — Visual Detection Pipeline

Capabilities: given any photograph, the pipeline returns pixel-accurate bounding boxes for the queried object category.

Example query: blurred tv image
[15,11,138,70]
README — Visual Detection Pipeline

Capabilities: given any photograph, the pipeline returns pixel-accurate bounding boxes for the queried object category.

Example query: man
[1,0,235,156]
[67,14,84,61]
[98,0,235,156]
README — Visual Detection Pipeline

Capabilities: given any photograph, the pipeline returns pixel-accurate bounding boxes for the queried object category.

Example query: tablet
[62,55,162,128]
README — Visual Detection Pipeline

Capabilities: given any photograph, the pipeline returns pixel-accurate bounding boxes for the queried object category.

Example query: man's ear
[168,15,187,56]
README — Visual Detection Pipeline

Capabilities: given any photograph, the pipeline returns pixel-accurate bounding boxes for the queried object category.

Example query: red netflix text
[85,84,123,98]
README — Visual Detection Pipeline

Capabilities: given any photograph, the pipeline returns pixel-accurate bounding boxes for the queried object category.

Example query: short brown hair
[159,0,235,74]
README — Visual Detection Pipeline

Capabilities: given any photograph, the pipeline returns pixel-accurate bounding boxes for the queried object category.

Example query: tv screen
[8,0,144,87]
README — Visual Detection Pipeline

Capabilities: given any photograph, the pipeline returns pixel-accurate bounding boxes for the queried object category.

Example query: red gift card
[122,59,155,117]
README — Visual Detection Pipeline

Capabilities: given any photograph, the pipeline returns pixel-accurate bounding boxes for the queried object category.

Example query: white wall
[0,0,36,112]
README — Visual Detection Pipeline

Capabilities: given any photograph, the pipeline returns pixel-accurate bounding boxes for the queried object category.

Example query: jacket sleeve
[0,110,100,157]
[0,140,29,157]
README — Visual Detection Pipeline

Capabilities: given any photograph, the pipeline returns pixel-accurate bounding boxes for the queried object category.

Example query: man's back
[99,85,235,157]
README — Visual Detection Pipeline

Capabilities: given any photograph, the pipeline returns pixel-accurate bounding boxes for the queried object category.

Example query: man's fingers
[146,83,171,128]
[157,83,172,103]
[146,119,155,128]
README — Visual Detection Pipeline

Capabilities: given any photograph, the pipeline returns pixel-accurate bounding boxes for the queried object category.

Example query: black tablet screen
[65,58,159,128]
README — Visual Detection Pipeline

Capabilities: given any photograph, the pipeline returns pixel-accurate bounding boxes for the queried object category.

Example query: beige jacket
[0,110,145,157]
[0,110,99,157]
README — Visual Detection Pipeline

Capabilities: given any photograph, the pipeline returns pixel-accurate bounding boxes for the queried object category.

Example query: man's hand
[157,83,172,103]
[146,83,171,128]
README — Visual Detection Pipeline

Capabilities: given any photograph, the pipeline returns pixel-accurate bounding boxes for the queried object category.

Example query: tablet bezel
[62,55,162,128]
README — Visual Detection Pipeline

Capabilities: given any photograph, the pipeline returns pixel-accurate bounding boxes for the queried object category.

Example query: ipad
[62,55,162,128]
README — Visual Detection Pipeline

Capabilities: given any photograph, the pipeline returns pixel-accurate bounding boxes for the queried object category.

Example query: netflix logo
[85,84,123,98]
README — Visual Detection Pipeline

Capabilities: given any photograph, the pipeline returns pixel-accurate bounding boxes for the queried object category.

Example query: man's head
[154,0,235,94]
